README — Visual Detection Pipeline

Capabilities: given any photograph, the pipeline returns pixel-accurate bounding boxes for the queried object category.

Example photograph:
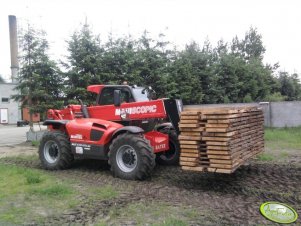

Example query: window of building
[1,97,9,103]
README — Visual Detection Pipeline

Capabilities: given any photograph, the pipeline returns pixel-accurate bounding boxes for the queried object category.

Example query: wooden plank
[180,152,199,157]
[180,144,200,149]
[179,135,202,140]
[206,150,230,155]
[207,154,232,160]
[180,119,200,124]
[179,124,199,128]
[209,163,233,169]
[209,159,232,164]
[180,127,204,132]
[180,157,198,162]
[202,131,236,137]
[181,131,202,136]
[202,114,241,120]
[207,167,217,172]
[181,111,200,116]
[180,115,200,120]
[205,128,229,133]
[205,141,229,146]
[179,140,200,145]
[205,123,229,128]
[179,161,198,166]
[181,166,204,172]
[207,146,230,150]
[215,168,232,173]
[180,149,199,153]
[201,136,231,142]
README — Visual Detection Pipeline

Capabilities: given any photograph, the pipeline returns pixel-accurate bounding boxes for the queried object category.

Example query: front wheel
[109,133,155,180]
[39,131,74,170]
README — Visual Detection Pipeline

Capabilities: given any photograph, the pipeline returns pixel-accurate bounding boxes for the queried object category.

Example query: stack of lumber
[179,106,264,173]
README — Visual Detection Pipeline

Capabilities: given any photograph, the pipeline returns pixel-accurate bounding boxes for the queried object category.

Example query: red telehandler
[39,84,183,180]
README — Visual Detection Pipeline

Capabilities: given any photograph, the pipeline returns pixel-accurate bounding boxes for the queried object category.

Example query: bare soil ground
[0,142,301,225]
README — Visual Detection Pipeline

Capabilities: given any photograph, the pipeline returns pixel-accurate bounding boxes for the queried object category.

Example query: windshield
[132,87,150,102]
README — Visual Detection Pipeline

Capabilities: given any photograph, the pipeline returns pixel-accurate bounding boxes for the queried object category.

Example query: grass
[30,184,72,197]
[0,164,76,225]
[256,153,274,161]
[96,201,210,225]
[152,218,188,226]
[24,170,44,184]
[265,126,301,150]
[0,154,38,162]
[88,185,119,200]
[31,141,40,146]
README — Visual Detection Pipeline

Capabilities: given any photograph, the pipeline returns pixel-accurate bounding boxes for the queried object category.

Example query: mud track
[1,157,301,225]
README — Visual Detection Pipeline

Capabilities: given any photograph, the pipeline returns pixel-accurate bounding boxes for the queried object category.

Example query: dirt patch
[0,142,37,158]
[1,151,301,225]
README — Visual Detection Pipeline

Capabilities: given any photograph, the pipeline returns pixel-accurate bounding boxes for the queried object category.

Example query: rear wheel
[39,131,74,170]
[109,133,155,180]
[156,128,180,165]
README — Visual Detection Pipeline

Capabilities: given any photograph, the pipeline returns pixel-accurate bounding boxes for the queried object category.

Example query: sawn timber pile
[179,106,264,173]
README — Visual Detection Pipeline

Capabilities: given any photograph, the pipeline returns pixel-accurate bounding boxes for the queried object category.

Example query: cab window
[99,87,133,105]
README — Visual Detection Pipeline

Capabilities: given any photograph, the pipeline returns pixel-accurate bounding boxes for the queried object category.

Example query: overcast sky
[1,0,300,82]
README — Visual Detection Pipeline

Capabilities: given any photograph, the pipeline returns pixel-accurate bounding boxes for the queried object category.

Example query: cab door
[88,87,133,122]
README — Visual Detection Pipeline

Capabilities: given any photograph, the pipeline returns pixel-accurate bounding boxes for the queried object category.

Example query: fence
[184,101,301,128]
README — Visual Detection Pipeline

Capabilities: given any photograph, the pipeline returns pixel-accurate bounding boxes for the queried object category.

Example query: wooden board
[181,131,202,136]
[179,127,204,132]
[179,140,200,145]
[180,144,200,149]
[179,135,202,140]
[180,115,200,120]
[180,152,199,157]
[180,149,200,153]
[181,166,204,172]
[180,157,199,162]
[180,161,198,166]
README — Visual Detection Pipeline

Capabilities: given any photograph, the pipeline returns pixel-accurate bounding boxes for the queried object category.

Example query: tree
[231,27,266,61]
[12,26,63,129]
[132,31,172,97]
[278,71,301,101]
[64,23,104,103]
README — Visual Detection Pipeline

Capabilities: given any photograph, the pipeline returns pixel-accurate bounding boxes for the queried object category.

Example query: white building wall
[0,83,21,124]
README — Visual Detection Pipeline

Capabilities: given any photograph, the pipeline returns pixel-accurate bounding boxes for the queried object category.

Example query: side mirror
[148,92,156,100]
[114,90,121,107]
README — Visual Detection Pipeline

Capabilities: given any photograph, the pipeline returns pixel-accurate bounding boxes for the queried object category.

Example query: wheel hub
[116,145,138,173]
[49,146,58,157]
[44,140,59,164]
[122,151,136,165]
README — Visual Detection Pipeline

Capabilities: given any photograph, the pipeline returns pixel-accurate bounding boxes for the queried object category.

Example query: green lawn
[0,164,77,224]
[0,161,120,225]
[264,127,301,150]
[255,127,301,163]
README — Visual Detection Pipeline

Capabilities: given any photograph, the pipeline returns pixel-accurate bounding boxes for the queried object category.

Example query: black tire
[39,131,74,170]
[108,133,155,180]
[156,128,180,165]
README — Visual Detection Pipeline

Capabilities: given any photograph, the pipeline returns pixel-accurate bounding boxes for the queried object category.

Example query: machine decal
[70,134,83,139]
[155,144,166,150]
[75,146,83,154]
[71,143,91,151]
[115,105,157,116]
